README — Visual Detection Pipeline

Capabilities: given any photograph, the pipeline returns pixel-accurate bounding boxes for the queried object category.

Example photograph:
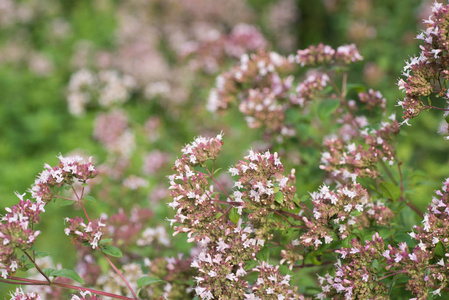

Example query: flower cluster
[93,109,135,157]
[300,183,393,249]
[9,288,42,300]
[398,2,449,124]
[168,133,225,240]
[320,116,400,182]
[182,23,267,73]
[30,155,98,204]
[64,217,106,249]
[249,262,305,300]
[358,89,386,113]
[317,233,388,299]
[1,155,98,280]
[296,43,363,67]
[191,223,263,299]
[169,134,306,299]
[207,51,296,138]
[291,72,330,107]
[67,69,136,116]
[229,150,297,232]
[0,193,42,278]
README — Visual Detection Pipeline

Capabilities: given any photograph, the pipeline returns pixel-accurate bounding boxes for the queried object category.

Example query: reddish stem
[4,276,136,299]
[103,253,138,299]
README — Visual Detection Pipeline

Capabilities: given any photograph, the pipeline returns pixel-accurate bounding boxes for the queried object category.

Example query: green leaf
[317,99,340,120]
[273,186,280,193]
[434,241,445,258]
[371,259,379,271]
[101,245,123,258]
[244,260,259,271]
[256,247,270,261]
[136,276,165,288]
[81,182,88,187]
[59,199,75,206]
[82,195,96,203]
[99,238,113,245]
[229,207,239,224]
[64,185,72,191]
[274,192,284,204]
[33,251,50,258]
[350,210,362,217]
[213,168,222,175]
[42,268,84,284]
[379,181,401,201]
[346,83,366,95]
[192,297,200,300]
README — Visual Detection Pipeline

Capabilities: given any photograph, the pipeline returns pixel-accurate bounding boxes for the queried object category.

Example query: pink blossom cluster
[168,133,225,240]
[191,223,263,299]
[169,134,308,299]
[1,155,98,280]
[317,233,388,299]
[358,89,386,112]
[9,288,42,300]
[320,116,400,182]
[93,109,135,157]
[30,155,98,204]
[229,150,297,225]
[249,262,304,300]
[182,24,267,73]
[64,217,106,250]
[67,69,136,116]
[300,183,393,249]
[0,194,42,279]
[398,2,449,125]
[291,72,330,107]
[296,43,363,67]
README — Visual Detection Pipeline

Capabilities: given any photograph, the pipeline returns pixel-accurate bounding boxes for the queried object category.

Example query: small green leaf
[101,245,123,258]
[213,168,222,175]
[275,192,284,204]
[434,241,445,258]
[64,185,72,191]
[83,195,96,203]
[51,269,85,284]
[81,183,88,187]
[310,254,322,265]
[244,260,258,271]
[229,207,239,224]
[42,268,84,284]
[99,238,113,245]
[379,181,401,201]
[33,251,50,258]
[59,199,75,206]
[371,259,379,271]
[273,186,280,193]
[192,296,200,300]
[346,83,366,95]
[256,247,270,261]
[215,212,223,219]
[350,210,362,217]
[136,276,165,288]
[317,99,340,120]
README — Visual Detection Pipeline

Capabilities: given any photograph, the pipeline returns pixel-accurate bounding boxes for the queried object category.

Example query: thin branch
[23,251,51,284]
[5,276,137,299]
[103,254,138,299]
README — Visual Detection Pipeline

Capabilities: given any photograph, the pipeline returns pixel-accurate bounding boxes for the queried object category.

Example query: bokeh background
[1,0,448,297]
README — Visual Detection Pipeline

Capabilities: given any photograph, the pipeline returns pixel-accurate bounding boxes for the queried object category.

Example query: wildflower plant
[5,1,449,300]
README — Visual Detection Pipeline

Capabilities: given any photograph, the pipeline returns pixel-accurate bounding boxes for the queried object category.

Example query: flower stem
[103,253,138,299]
[22,251,51,284]
[3,276,137,300]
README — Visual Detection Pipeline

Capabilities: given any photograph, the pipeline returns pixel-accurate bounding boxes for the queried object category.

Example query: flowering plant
[4,1,449,300]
